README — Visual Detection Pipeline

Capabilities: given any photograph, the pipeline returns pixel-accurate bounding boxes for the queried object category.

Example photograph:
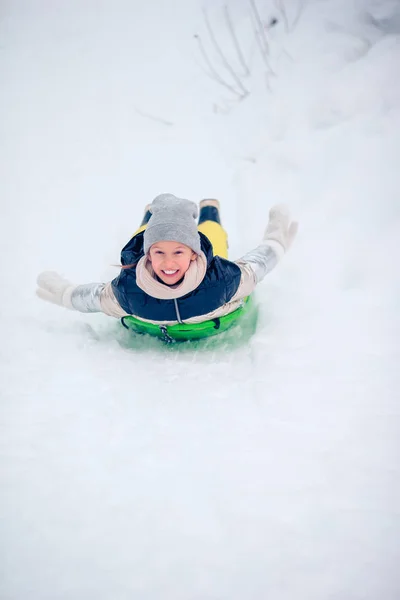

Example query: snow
[1,0,399,598]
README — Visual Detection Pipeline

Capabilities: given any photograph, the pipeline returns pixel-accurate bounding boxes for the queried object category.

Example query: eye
[174,251,183,255]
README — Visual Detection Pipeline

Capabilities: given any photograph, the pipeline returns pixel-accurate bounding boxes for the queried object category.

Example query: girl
[36,194,298,326]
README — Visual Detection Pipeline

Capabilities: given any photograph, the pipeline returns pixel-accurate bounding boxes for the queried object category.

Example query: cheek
[148,255,160,270]
[179,256,191,268]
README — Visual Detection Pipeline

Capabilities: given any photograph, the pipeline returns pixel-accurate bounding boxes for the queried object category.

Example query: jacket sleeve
[69,282,128,318]
[231,240,284,300]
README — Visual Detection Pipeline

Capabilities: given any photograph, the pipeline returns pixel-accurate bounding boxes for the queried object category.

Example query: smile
[162,270,178,275]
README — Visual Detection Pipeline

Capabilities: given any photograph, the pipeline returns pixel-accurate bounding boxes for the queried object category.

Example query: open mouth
[162,269,179,277]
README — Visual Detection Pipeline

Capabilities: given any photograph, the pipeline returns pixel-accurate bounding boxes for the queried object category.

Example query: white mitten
[263,204,298,256]
[36,271,76,309]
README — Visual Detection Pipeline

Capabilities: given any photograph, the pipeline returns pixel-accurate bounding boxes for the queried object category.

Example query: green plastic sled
[120,295,254,342]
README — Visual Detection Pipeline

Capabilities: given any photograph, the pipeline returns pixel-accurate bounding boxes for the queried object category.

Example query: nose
[163,256,176,268]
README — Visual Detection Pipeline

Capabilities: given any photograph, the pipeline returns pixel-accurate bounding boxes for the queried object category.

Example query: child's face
[148,241,197,285]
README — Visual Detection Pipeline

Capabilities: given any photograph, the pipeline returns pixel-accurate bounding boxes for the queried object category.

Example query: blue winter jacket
[111,231,242,322]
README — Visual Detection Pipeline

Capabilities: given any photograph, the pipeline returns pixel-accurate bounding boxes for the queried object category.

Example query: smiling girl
[36,194,297,326]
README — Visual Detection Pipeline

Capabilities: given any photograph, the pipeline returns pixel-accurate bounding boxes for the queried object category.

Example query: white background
[1,1,399,598]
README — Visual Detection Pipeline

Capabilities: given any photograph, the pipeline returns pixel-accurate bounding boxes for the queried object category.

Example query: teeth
[163,270,178,275]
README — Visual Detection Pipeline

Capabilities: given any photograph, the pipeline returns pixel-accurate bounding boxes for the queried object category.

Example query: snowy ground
[1,1,400,599]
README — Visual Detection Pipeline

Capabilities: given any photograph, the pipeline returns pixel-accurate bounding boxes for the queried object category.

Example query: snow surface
[1,1,400,598]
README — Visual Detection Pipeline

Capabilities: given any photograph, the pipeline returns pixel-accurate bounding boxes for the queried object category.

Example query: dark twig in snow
[202,8,249,97]
[291,0,308,31]
[223,5,250,77]
[134,107,174,126]
[249,0,270,62]
[274,0,289,32]
[194,33,245,98]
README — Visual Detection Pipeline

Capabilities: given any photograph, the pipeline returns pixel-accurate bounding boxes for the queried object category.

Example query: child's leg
[197,199,228,258]
[132,205,152,237]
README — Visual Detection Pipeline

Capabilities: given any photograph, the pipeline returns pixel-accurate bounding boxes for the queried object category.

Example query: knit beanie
[143,193,201,255]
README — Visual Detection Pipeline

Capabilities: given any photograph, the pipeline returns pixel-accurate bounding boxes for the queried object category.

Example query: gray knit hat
[143,193,201,255]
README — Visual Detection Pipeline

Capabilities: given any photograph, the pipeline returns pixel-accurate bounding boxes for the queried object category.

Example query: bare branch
[194,34,245,98]
[134,107,173,126]
[202,8,249,96]
[291,0,308,31]
[274,0,289,32]
[248,1,274,74]
[249,0,269,56]
[223,5,250,77]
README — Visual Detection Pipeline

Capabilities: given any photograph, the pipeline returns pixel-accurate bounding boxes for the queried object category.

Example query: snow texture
[1,1,399,598]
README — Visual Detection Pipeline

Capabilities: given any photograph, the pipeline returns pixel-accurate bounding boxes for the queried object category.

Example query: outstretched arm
[36,273,127,318]
[233,204,298,299]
